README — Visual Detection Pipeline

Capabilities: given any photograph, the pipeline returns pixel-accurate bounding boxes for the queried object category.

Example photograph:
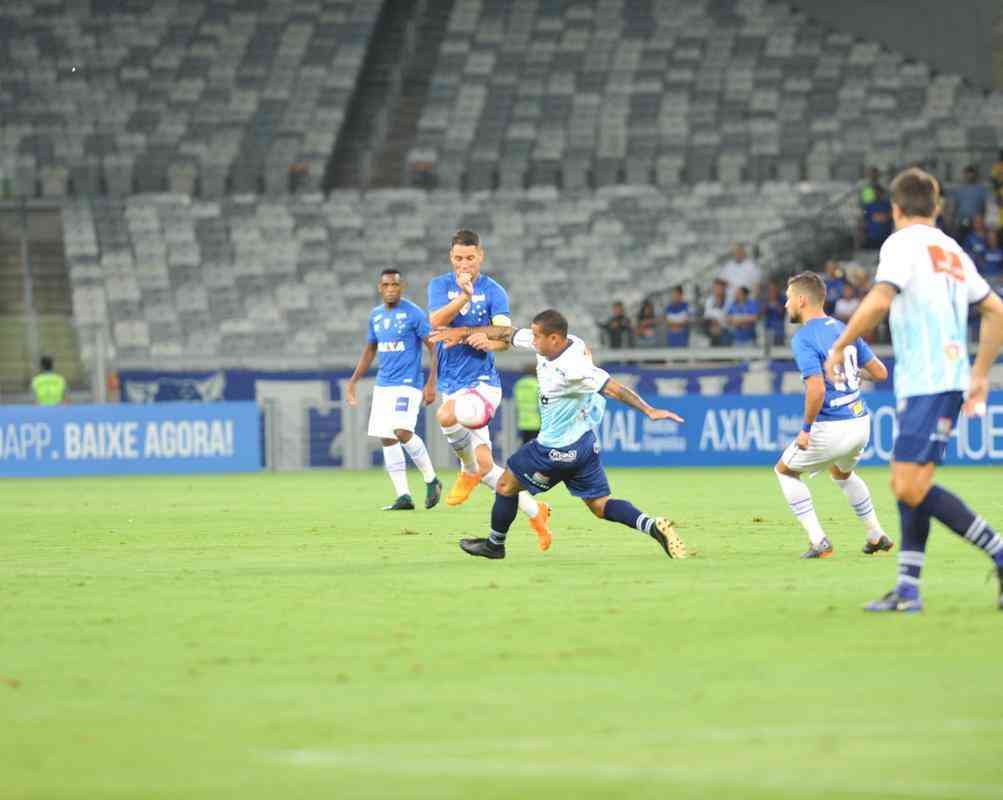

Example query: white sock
[442,424,477,473]
[775,467,826,546]
[482,465,540,518]
[401,434,436,482]
[382,444,410,498]
[833,473,882,539]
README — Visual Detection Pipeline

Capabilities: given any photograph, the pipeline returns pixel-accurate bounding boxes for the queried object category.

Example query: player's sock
[918,485,1003,566]
[442,424,478,473]
[481,465,541,518]
[775,468,826,546]
[487,492,519,546]
[895,500,931,600]
[833,473,883,539]
[401,434,436,482]
[382,444,410,498]
[602,498,656,534]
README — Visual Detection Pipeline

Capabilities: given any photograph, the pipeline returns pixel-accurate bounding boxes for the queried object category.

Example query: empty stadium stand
[405,0,1003,190]
[64,182,851,367]
[1,0,381,198]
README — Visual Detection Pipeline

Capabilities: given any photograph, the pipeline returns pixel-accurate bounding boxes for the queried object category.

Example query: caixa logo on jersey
[547,448,577,463]
[377,341,406,352]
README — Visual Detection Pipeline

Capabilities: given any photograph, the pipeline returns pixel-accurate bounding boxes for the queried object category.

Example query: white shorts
[443,383,503,448]
[368,385,423,439]
[781,415,871,474]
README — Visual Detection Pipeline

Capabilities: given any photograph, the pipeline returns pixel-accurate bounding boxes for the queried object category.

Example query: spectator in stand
[950,165,988,235]
[718,243,762,303]
[664,285,690,347]
[703,278,732,346]
[635,300,659,348]
[858,165,884,206]
[762,280,787,346]
[991,150,1003,195]
[962,214,989,274]
[860,186,893,249]
[823,260,845,315]
[834,282,861,323]
[599,301,634,349]
[982,227,1003,289]
[726,285,760,345]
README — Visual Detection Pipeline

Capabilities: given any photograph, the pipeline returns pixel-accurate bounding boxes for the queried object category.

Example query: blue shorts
[893,391,964,465]
[507,430,611,500]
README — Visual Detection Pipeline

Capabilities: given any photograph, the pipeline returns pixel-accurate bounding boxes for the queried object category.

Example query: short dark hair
[890,167,940,218]
[787,271,826,305]
[40,355,54,371]
[379,268,401,279]
[450,229,481,249]
[532,309,568,337]
[671,284,684,294]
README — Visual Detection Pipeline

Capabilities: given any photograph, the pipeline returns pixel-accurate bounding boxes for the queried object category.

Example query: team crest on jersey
[944,342,961,361]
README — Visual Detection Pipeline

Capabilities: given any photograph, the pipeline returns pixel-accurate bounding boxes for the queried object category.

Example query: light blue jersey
[427,272,509,394]
[512,330,610,448]
[791,317,875,421]
[875,224,991,399]
[366,299,430,387]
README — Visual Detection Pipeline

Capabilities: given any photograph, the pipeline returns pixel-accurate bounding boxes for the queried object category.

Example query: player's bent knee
[436,402,456,427]
[394,429,412,443]
[774,462,798,478]
[496,469,522,496]
[584,496,608,518]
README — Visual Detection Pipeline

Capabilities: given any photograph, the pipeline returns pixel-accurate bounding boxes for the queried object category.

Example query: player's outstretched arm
[824,284,895,383]
[429,324,516,349]
[965,291,1003,415]
[346,342,377,406]
[601,378,684,423]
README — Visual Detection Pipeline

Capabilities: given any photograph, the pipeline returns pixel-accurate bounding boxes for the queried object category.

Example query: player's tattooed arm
[601,378,684,423]
[429,324,515,349]
[346,342,377,406]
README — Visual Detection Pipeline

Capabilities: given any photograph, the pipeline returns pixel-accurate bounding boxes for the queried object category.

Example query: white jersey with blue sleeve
[428,273,510,394]
[791,317,874,421]
[875,224,991,399]
[366,299,430,388]
[512,330,610,448]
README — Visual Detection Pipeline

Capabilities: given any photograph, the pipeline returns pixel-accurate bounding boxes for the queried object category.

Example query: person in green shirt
[512,365,540,444]
[32,356,68,405]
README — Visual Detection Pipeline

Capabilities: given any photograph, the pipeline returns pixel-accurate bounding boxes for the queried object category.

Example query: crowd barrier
[0,402,261,478]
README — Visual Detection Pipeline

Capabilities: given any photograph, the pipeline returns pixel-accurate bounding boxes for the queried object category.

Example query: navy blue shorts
[893,391,964,465]
[507,430,611,500]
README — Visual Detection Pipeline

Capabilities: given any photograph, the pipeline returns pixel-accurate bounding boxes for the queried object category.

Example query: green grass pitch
[3,466,1002,799]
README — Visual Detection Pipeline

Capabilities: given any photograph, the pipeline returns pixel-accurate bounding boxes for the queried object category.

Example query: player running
[346,269,442,511]
[825,167,1003,612]
[430,309,688,561]
[428,229,552,550]
[775,271,892,559]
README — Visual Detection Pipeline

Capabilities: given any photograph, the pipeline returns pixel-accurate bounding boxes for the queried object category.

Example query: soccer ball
[453,389,495,429]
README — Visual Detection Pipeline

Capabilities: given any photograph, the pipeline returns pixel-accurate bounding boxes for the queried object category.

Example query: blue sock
[895,500,931,600]
[603,499,656,534]
[488,493,519,546]
[919,485,1003,567]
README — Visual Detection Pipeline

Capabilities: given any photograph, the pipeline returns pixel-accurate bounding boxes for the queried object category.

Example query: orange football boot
[528,501,553,552]
[445,470,481,506]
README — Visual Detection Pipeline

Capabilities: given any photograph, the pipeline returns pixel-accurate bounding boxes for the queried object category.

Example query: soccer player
[346,269,442,511]
[430,309,688,561]
[427,229,552,549]
[775,271,892,559]
[825,167,1003,612]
